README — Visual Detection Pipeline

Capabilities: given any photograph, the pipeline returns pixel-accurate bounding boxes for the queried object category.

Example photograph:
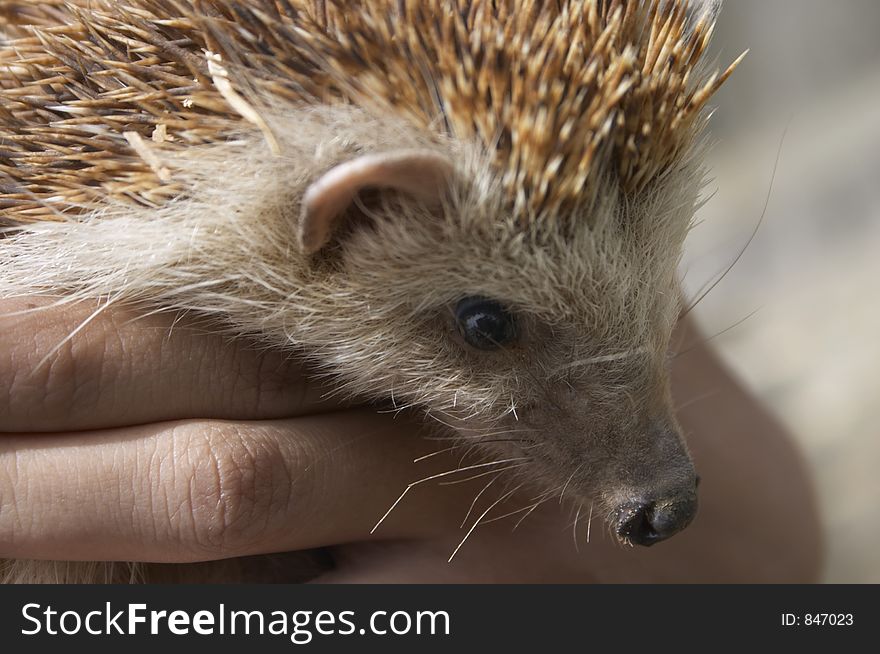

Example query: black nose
[613,494,698,547]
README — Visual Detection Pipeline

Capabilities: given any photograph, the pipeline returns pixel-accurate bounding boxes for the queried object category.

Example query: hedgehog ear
[298,150,454,254]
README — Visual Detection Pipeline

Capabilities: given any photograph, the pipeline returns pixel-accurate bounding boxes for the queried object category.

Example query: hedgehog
[0,0,742,583]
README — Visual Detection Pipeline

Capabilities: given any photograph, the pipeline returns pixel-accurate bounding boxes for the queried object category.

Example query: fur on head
[0,0,740,552]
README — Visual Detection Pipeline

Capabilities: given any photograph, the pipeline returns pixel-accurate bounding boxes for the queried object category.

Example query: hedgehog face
[301,150,702,546]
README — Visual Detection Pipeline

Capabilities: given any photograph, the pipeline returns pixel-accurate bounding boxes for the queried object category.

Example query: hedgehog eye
[454,297,517,350]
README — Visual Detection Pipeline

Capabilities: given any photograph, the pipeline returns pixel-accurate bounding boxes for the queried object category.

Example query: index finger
[0,298,337,433]
[0,410,502,563]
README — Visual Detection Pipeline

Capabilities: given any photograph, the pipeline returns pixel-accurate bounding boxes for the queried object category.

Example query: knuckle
[168,423,294,557]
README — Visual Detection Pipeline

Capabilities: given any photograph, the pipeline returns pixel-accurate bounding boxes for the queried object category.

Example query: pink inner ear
[299,149,454,254]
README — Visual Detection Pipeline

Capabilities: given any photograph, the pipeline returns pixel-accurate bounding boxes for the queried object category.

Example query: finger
[0,410,497,563]
[0,298,336,432]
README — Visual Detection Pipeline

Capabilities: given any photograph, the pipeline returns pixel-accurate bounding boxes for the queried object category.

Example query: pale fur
[1,104,705,583]
[1,0,725,583]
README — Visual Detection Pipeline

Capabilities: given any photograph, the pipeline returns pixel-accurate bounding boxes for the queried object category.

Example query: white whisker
[586,502,595,544]
[438,463,527,486]
[33,297,117,372]
[512,495,550,532]
[480,486,559,527]
[460,477,499,528]
[413,445,461,463]
[448,484,524,563]
[549,346,650,376]
[572,503,583,553]
[559,462,585,504]
[370,458,528,534]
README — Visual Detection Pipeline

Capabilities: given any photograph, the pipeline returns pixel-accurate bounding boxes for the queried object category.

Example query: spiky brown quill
[1,0,739,221]
[0,0,741,583]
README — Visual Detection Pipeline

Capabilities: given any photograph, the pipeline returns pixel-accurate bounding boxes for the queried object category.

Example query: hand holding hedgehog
[0,0,821,582]
[4,297,606,583]
[0,300,821,583]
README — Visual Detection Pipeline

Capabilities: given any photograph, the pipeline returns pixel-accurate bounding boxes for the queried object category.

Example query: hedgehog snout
[611,483,699,547]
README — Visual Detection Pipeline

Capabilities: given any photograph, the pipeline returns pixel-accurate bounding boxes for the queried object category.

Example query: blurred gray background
[686,0,880,582]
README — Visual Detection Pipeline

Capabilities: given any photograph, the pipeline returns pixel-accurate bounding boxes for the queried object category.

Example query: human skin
[0,298,822,582]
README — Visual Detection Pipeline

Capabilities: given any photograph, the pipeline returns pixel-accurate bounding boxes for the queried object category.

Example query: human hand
[0,298,601,582]
[0,299,822,583]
